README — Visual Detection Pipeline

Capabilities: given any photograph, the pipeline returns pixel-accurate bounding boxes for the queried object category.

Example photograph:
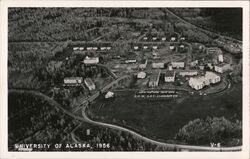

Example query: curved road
[81,106,241,152]
[9,89,241,151]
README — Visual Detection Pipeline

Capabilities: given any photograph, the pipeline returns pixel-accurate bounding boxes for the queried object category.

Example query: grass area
[88,83,242,144]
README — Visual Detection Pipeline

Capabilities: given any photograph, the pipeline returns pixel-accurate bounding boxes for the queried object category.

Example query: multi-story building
[165,70,175,82]
[189,71,221,90]
[214,63,231,73]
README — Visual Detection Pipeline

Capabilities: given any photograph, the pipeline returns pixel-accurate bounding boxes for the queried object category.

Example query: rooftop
[165,70,175,77]
[150,69,161,82]
[84,78,95,86]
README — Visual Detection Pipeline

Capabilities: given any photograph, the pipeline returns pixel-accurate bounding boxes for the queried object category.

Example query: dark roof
[165,70,175,77]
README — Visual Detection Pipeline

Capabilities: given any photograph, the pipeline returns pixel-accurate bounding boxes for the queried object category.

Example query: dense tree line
[8,92,81,151]
[170,8,242,40]
[74,124,179,151]
[175,116,242,147]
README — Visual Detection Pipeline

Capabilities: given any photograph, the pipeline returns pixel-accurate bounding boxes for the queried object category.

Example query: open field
[88,83,242,145]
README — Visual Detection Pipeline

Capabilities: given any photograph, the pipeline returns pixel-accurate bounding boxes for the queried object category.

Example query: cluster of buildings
[83,56,99,65]
[206,47,232,73]
[73,46,112,52]
[63,77,96,91]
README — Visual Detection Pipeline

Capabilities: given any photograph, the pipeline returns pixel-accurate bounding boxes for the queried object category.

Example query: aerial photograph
[8,8,242,152]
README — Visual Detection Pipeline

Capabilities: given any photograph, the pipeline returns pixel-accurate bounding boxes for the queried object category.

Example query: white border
[0,1,249,159]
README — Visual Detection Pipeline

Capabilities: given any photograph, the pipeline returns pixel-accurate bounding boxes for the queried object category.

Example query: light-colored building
[86,47,93,51]
[152,62,164,69]
[134,46,139,50]
[73,47,79,51]
[100,47,107,51]
[143,46,148,50]
[190,60,198,67]
[170,37,176,41]
[149,69,161,87]
[152,37,157,41]
[92,47,98,51]
[180,45,185,49]
[218,54,224,62]
[79,47,84,51]
[84,78,96,91]
[137,71,146,79]
[64,77,83,85]
[143,37,148,40]
[189,71,221,90]
[125,59,137,64]
[171,62,185,69]
[139,59,147,69]
[214,63,231,73]
[165,70,175,82]
[152,46,158,50]
[207,63,213,70]
[162,37,166,41]
[179,70,198,77]
[83,56,99,64]
[106,46,112,50]
[169,45,175,50]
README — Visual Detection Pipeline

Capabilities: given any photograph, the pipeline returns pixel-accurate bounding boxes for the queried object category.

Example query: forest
[170,8,242,40]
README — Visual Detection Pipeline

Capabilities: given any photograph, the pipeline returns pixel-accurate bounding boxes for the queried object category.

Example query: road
[81,105,241,152]
[9,89,242,151]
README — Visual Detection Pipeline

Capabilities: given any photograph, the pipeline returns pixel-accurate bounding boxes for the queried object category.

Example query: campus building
[139,59,148,69]
[84,78,96,91]
[83,56,99,64]
[149,69,161,88]
[125,59,137,64]
[152,62,164,69]
[189,71,221,90]
[165,70,175,82]
[179,70,198,77]
[64,77,83,85]
[137,71,146,79]
[214,63,231,73]
[171,62,185,69]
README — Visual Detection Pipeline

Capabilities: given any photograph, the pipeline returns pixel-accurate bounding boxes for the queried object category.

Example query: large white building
[83,56,99,64]
[189,72,221,90]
